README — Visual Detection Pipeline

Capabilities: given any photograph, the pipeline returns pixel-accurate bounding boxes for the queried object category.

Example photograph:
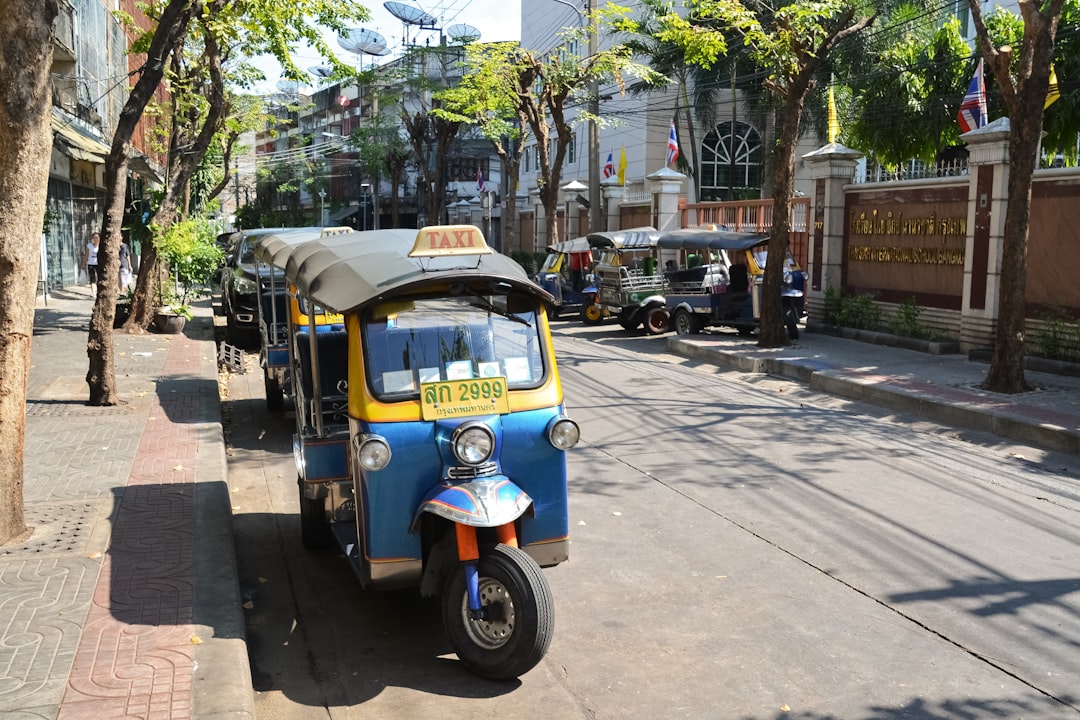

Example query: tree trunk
[983,44,1056,393]
[0,0,57,545]
[86,0,198,405]
[758,93,804,348]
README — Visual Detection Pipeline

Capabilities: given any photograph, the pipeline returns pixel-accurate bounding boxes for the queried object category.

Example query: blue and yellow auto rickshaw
[252,227,351,411]
[253,224,580,679]
[535,236,595,318]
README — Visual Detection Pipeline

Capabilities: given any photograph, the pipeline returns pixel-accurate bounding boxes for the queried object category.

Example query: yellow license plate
[420,378,510,420]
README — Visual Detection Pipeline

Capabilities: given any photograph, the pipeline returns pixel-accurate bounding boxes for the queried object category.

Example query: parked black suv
[220,228,286,348]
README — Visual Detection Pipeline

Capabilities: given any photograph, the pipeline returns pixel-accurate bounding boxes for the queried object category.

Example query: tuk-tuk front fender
[412,476,533,531]
[639,294,666,309]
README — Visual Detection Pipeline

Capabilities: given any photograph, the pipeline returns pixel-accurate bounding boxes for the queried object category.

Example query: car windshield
[363,294,547,400]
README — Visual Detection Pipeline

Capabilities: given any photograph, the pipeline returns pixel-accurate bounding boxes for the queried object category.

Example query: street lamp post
[360,183,370,231]
[318,189,326,227]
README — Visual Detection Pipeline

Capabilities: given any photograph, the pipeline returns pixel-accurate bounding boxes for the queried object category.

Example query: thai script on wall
[848,245,965,265]
[849,210,967,238]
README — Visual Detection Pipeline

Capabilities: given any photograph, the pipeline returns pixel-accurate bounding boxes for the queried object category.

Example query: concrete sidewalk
[669,328,1080,455]
[1,286,253,720]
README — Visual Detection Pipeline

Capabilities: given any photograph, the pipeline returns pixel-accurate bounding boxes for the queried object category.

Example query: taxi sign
[409,225,492,258]
[321,226,353,237]
[420,377,509,420]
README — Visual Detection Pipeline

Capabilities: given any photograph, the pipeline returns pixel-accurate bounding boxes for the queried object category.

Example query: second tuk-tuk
[581,227,670,333]
[535,236,595,318]
[660,227,805,339]
[254,224,580,680]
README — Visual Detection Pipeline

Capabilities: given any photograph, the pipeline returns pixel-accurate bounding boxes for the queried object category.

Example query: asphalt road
[222,320,1080,720]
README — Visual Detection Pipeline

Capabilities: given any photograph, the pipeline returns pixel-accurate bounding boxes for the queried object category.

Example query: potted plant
[154,217,224,334]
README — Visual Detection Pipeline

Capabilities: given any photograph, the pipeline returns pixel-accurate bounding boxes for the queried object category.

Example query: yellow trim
[288,285,344,327]
[347,310,564,422]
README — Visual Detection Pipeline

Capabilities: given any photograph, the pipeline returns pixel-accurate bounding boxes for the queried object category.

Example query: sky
[251,0,522,95]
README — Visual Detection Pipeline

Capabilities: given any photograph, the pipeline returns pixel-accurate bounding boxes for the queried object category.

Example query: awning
[127,153,163,185]
[51,117,110,162]
[329,205,359,222]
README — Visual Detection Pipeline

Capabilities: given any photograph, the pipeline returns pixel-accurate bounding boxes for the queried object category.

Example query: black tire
[784,304,800,340]
[644,306,670,335]
[618,313,639,331]
[298,480,331,551]
[264,367,285,411]
[672,308,701,336]
[443,543,554,680]
[581,303,604,325]
[737,326,755,337]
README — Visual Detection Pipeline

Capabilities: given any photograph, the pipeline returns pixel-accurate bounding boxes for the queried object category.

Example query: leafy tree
[651,0,909,347]
[350,107,411,228]
[844,12,971,168]
[434,41,534,252]
[88,0,368,406]
[967,0,1067,393]
[0,0,57,545]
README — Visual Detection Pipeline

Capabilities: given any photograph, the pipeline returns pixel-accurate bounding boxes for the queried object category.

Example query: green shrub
[1033,308,1080,362]
[834,293,882,331]
[889,296,922,337]
[156,217,224,311]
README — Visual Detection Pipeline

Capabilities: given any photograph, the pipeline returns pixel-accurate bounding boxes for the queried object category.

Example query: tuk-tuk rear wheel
[784,304,800,340]
[672,308,702,336]
[298,480,331,551]
[443,543,554,680]
[264,368,284,412]
[645,306,670,335]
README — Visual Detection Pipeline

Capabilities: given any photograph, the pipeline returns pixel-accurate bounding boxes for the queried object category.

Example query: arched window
[700,121,763,201]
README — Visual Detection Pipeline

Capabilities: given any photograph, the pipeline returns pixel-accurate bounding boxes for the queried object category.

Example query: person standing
[118,238,132,291]
[82,232,100,291]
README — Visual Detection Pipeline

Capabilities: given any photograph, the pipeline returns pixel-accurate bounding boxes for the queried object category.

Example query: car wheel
[644,306,670,335]
[442,543,554,680]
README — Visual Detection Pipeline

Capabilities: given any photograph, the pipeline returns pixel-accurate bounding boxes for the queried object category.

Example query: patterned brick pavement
[1,288,252,720]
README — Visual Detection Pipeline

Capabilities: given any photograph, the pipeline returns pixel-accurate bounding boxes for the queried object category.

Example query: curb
[668,335,1080,455]
[190,313,256,720]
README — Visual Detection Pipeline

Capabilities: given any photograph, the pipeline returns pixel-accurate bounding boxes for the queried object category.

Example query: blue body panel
[266,345,290,369]
[356,406,570,563]
[296,434,349,482]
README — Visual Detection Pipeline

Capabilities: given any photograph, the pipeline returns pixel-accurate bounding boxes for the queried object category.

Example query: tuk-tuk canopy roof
[251,227,339,268]
[255,226,552,314]
[546,236,591,254]
[655,226,770,252]
[587,226,659,249]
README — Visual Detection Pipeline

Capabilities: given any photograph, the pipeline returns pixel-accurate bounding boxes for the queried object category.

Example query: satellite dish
[338,28,390,56]
[446,24,480,43]
[384,1,436,26]
[276,79,301,95]
[308,65,333,79]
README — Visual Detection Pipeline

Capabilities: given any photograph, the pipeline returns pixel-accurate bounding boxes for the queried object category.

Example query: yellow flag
[1045,64,1061,109]
[617,146,627,186]
[828,84,840,143]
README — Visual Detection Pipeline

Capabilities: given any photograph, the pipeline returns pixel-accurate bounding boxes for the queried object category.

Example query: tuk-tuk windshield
[363,295,547,400]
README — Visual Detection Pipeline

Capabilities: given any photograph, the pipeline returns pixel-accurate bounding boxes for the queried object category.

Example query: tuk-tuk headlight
[547,416,580,450]
[356,435,392,471]
[452,423,495,465]
[783,269,793,285]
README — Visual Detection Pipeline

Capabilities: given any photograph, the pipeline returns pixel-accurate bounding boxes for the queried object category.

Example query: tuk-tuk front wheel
[644,306,670,335]
[581,303,604,325]
[443,543,554,680]
[264,367,284,412]
[783,304,800,340]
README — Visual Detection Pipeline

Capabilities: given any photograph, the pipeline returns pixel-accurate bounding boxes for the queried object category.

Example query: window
[700,121,764,201]
[363,295,547,399]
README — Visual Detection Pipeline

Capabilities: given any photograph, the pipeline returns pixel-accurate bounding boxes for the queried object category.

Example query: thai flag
[957,59,987,134]
[603,150,614,178]
[666,120,680,165]
[477,167,485,192]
